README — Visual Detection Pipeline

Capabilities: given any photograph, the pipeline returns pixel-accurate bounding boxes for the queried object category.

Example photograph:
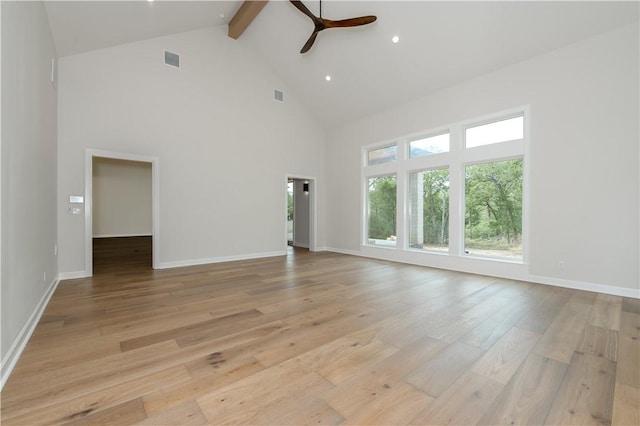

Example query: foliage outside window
[367,175,397,246]
[465,159,523,259]
[408,169,449,252]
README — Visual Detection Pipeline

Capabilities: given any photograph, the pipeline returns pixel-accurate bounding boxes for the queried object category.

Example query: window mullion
[448,125,464,257]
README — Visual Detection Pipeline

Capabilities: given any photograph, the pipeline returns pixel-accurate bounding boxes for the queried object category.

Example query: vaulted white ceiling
[44,1,639,128]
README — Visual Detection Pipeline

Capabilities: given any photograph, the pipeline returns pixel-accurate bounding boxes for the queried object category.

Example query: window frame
[361,106,529,265]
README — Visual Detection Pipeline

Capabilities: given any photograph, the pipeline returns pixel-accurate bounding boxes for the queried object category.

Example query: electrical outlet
[54,244,58,256]
[43,272,47,283]
[558,261,565,272]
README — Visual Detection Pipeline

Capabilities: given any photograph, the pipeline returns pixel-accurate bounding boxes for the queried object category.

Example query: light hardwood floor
[2,244,639,425]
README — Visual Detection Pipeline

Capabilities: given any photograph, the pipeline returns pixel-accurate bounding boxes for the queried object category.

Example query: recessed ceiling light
[392,35,400,44]
[219,13,226,19]
[325,75,331,82]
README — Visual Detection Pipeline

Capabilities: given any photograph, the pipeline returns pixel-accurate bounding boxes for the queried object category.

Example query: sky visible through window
[410,133,450,157]
[465,116,523,148]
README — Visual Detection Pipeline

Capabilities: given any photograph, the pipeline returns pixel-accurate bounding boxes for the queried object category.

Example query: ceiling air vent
[274,89,284,103]
[164,50,180,68]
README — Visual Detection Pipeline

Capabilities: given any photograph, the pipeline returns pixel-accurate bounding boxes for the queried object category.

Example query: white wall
[58,26,326,274]
[326,23,639,297]
[93,157,152,237]
[1,1,58,384]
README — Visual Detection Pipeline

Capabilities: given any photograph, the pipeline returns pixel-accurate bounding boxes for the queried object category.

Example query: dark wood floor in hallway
[1,248,639,425]
[93,236,152,275]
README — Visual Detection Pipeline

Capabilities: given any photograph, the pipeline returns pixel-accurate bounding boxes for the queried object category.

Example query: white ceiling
[44,1,639,128]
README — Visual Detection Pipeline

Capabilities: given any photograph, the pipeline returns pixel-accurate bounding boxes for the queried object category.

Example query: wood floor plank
[617,311,640,388]
[588,294,622,330]
[409,371,504,425]
[478,353,568,425]
[142,359,264,416]
[8,337,122,376]
[100,309,215,339]
[251,303,405,369]
[1,247,635,425]
[142,321,290,414]
[425,294,512,343]
[544,351,617,425]
[341,382,434,425]
[471,326,540,384]
[120,308,264,351]
[516,287,572,334]
[3,366,191,425]
[279,336,398,385]
[62,397,147,426]
[376,286,509,348]
[576,325,618,362]
[2,340,181,406]
[621,297,640,314]
[404,341,485,397]
[195,367,333,424]
[611,382,640,426]
[321,336,447,418]
[459,293,537,350]
[533,297,593,364]
[233,396,344,426]
[134,400,208,425]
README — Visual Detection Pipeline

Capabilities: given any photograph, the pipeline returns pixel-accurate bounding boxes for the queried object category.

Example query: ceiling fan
[289,0,377,54]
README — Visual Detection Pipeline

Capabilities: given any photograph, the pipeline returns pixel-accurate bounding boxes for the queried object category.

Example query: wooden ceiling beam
[228,0,269,40]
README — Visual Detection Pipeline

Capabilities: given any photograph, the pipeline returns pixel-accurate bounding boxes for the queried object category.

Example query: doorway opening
[85,149,160,276]
[287,181,294,246]
[285,176,316,255]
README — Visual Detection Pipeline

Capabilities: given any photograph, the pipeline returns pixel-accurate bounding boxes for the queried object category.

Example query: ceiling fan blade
[289,0,316,22]
[323,15,377,28]
[300,31,319,54]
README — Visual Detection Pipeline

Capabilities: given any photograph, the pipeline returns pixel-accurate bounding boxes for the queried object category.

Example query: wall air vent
[164,50,180,68]
[274,89,284,103]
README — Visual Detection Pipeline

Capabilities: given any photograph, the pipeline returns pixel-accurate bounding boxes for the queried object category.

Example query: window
[362,108,526,264]
[465,159,523,260]
[367,175,397,247]
[465,115,523,148]
[409,133,449,158]
[367,145,397,166]
[408,168,449,252]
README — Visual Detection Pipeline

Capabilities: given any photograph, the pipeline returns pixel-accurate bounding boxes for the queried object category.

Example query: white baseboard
[156,250,286,270]
[1,277,60,390]
[320,247,361,257]
[58,270,90,280]
[93,233,152,238]
[529,274,639,299]
[292,243,309,248]
[322,248,639,299]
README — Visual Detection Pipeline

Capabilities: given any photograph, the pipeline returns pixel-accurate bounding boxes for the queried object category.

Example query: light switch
[69,207,81,215]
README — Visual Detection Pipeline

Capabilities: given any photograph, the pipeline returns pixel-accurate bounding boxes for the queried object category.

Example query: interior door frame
[85,149,160,276]
[285,174,317,252]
